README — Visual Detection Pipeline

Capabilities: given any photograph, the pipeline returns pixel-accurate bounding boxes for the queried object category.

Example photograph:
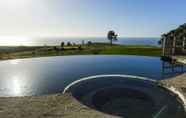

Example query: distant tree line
[52,30,119,52]
[53,40,93,51]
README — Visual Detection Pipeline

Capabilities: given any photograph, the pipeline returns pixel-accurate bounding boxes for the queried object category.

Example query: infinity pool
[0,55,183,97]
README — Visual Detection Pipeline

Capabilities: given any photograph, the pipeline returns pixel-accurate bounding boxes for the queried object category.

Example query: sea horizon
[0,37,160,46]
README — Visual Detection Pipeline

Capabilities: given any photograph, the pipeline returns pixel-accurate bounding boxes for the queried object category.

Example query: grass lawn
[0,43,161,60]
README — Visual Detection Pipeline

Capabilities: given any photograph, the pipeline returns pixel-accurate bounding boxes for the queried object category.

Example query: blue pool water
[0,55,183,97]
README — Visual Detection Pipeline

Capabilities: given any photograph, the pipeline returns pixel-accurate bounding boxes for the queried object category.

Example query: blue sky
[0,0,186,38]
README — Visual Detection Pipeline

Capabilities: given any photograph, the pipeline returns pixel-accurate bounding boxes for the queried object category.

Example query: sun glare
[0,36,32,46]
[3,0,30,6]
[9,60,21,65]
[11,76,22,96]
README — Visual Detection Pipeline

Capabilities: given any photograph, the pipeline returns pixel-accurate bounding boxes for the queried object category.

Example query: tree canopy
[107,30,118,45]
[163,23,186,39]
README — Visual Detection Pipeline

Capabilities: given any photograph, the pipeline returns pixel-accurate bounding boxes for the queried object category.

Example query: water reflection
[9,59,21,65]
[11,76,22,96]
[161,60,185,78]
[0,55,185,97]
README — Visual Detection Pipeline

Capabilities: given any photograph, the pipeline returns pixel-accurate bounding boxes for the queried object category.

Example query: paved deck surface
[0,94,118,118]
[161,73,186,98]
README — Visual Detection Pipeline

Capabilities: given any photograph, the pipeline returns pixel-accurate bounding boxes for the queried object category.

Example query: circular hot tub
[64,75,186,118]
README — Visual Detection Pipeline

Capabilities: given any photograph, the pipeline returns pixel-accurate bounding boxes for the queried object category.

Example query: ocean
[0,37,160,46]
[30,37,160,46]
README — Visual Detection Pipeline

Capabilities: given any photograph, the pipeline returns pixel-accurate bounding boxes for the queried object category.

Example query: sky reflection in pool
[0,55,184,97]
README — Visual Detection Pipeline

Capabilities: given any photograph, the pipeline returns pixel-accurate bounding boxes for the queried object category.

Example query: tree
[107,30,118,45]
[67,42,72,46]
[78,45,82,50]
[61,42,65,48]
[87,41,92,46]
[53,46,58,51]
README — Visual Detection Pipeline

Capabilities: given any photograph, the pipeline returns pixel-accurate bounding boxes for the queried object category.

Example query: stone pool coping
[160,73,186,111]
[0,93,119,118]
[0,74,186,118]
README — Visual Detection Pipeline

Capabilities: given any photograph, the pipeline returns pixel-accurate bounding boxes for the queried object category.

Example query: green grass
[0,43,162,60]
[100,45,161,56]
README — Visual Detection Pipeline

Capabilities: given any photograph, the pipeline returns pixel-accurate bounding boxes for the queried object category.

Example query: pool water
[0,55,184,97]
[65,75,186,118]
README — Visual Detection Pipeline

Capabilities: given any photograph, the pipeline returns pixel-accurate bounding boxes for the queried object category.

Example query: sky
[0,0,186,45]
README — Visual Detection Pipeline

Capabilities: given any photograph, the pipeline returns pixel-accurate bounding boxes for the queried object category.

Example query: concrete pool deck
[0,94,118,118]
[0,74,186,118]
[160,73,186,98]
[160,73,186,110]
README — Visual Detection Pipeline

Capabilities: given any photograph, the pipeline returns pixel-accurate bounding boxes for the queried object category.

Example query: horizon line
[0,36,161,38]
